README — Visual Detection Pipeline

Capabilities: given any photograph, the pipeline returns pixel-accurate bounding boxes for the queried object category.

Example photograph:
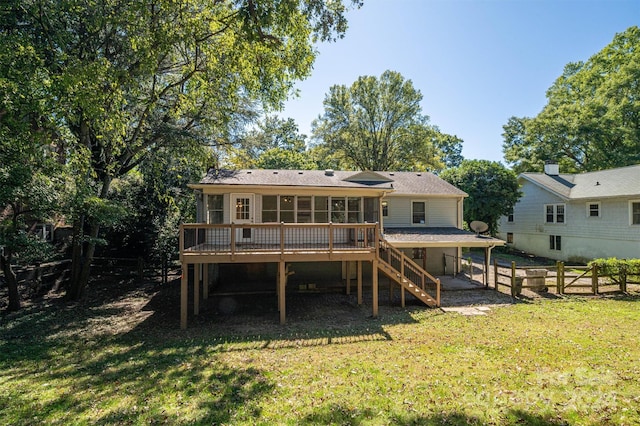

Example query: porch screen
[262,195,278,222]
[314,196,329,223]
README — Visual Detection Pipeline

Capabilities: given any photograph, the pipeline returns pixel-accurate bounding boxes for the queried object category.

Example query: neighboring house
[179,168,504,328]
[498,163,640,262]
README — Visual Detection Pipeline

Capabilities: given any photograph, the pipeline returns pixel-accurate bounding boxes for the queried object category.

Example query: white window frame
[630,200,640,225]
[586,202,600,218]
[544,203,566,224]
[207,194,224,224]
[260,195,363,224]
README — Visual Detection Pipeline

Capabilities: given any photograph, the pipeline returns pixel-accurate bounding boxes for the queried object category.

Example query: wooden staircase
[377,239,440,308]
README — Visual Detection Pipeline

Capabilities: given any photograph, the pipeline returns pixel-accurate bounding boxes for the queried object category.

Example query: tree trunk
[0,252,21,311]
[66,174,112,301]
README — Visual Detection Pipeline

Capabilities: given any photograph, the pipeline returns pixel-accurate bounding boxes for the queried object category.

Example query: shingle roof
[383,227,504,247]
[197,169,467,197]
[520,164,640,200]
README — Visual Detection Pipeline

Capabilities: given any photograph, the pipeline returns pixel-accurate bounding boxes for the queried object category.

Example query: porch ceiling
[382,227,505,248]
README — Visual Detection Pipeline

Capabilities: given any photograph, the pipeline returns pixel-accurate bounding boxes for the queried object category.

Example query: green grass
[2,283,640,425]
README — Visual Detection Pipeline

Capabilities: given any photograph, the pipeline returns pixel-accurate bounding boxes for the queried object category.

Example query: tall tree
[0,29,61,311]
[1,0,360,299]
[503,26,640,173]
[440,160,521,235]
[312,70,463,172]
[228,115,308,168]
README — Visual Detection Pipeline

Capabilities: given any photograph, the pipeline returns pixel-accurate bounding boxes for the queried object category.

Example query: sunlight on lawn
[2,290,640,425]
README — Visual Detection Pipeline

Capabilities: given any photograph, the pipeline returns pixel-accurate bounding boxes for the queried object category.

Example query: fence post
[468,257,473,282]
[620,262,628,293]
[556,261,564,294]
[493,258,498,290]
[591,263,598,295]
[510,261,517,297]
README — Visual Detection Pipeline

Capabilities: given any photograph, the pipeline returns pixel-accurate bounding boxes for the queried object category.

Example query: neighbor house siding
[499,178,640,261]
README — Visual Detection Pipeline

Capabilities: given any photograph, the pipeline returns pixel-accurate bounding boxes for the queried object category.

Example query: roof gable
[520,164,640,200]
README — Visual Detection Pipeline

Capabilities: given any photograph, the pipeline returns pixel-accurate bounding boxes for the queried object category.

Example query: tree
[226,115,309,168]
[0,30,61,311]
[255,147,317,169]
[1,0,360,299]
[311,70,463,172]
[440,160,521,235]
[503,26,640,174]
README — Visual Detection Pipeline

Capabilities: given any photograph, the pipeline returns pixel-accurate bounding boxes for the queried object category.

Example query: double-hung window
[587,202,600,218]
[631,201,640,225]
[207,195,224,224]
[412,201,426,224]
[545,204,565,224]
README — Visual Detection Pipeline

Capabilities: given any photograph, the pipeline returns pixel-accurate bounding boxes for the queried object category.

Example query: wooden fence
[494,260,639,296]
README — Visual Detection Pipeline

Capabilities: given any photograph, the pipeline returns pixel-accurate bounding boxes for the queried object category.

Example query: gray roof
[383,227,505,247]
[198,169,467,197]
[521,164,640,200]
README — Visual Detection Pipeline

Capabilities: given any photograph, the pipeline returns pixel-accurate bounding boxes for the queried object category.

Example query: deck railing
[180,222,379,257]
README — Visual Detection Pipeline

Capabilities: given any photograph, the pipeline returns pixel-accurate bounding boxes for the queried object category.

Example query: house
[179,168,504,328]
[497,163,640,262]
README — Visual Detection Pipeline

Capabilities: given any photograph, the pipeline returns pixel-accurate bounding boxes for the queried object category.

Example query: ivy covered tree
[503,26,640,173]
[440,160,521,236]
[312,70,463,172]
[0,0,361,299]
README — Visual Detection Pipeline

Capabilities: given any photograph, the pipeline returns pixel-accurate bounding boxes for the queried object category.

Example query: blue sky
[279,0,639,164]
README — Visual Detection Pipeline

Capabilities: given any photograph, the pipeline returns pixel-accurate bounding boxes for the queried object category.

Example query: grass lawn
[2,278,640,425]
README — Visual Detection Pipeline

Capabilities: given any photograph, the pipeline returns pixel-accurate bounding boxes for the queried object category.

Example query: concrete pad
[441,306,491,316]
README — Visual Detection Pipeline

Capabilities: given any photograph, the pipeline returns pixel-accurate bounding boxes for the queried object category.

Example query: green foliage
[226,115,311,168]
[312,70,463,172]
[589,258,640,279]
[255,147,317,170]
[440,160,521,235]
[1,0,360,295]
[503,26,640,173]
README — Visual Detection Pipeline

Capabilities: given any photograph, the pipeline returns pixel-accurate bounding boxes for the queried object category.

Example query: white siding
[383,196,458,228]
[498,180,640,261]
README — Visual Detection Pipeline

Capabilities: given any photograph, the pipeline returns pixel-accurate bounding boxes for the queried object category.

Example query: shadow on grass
[299,405,569,425]
[1,332,274,424]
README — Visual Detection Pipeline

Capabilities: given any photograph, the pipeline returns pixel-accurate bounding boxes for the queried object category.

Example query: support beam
[372,258,378,318]
[357,261,363,305]
[279,261,286,324]
[180,263,188,330]
[203,263,209,299]
[194,263,200,316]
[346,261,351,295]
[484,247,493,288]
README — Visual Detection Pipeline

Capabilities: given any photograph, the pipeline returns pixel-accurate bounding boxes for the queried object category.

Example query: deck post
[194,263,200,316]
[372,258,379,318]
[357,261,363,305]
[203,264,209,300]
[180,263,188,329]
[346,261,351,295]
[279,260,286,324]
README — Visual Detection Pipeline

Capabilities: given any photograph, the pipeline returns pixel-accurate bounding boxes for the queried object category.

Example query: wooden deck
[178,223,440,329]
[180,223,378,263]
